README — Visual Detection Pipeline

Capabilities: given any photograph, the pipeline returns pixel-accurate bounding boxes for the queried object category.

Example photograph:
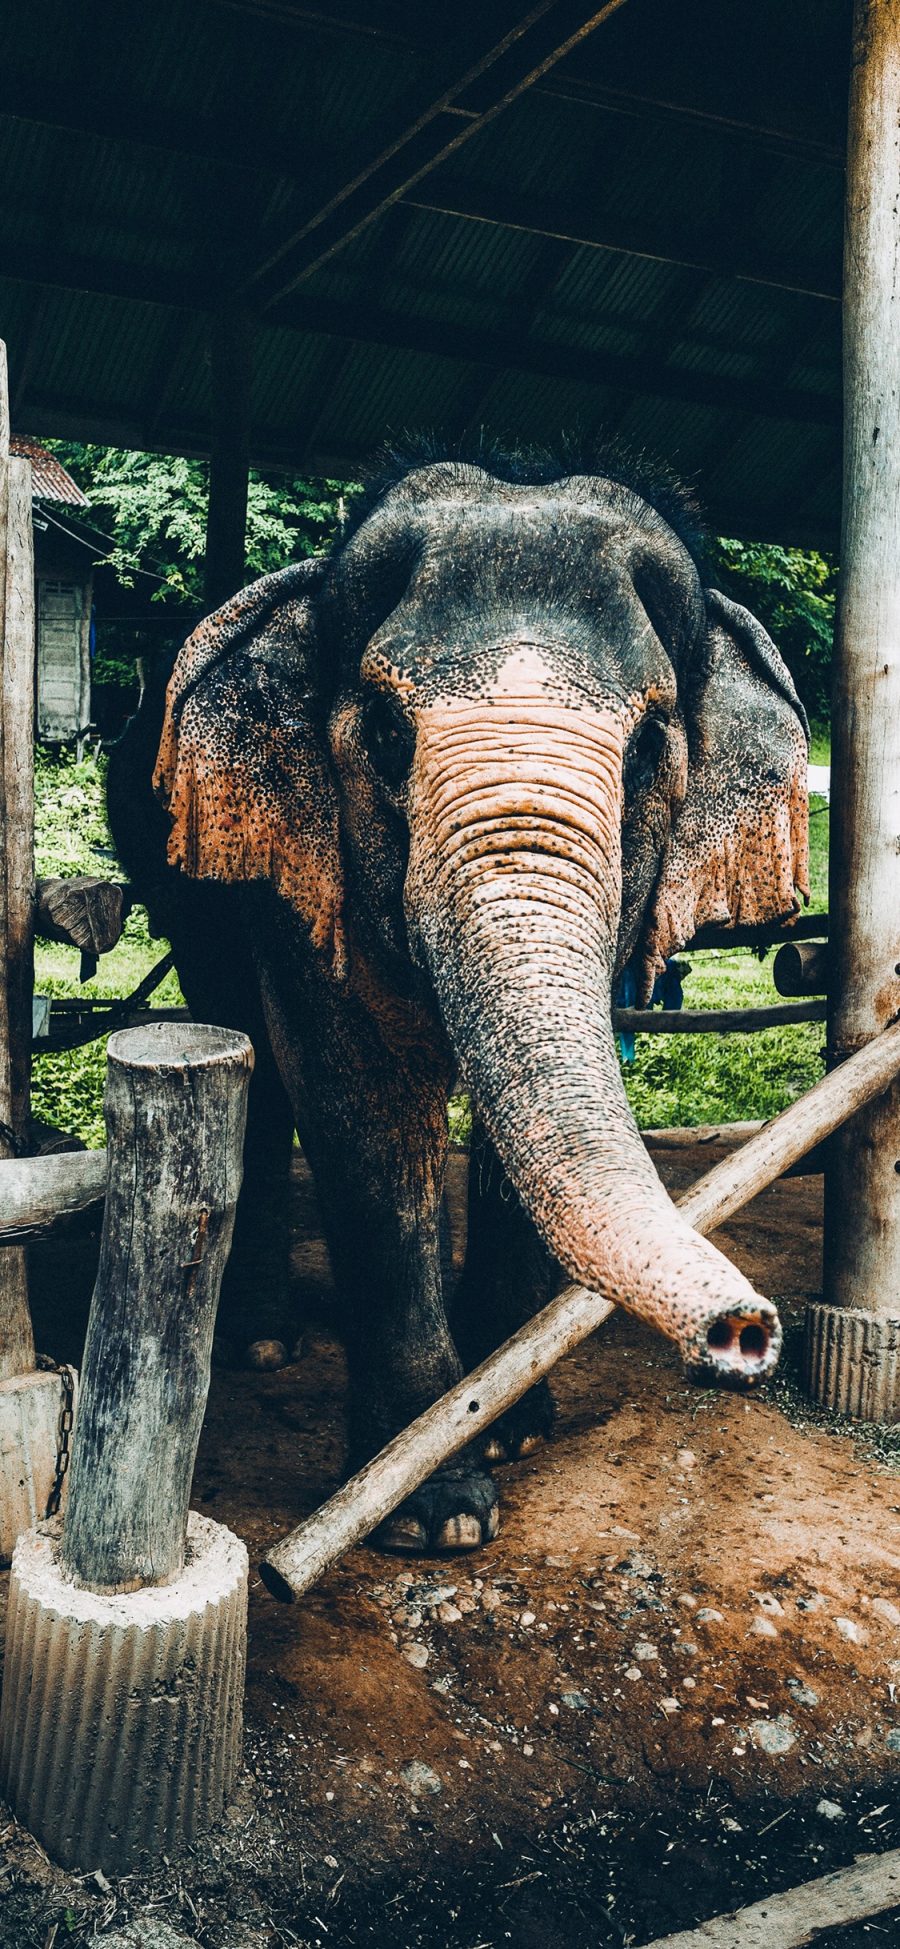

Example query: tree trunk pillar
[0,350,68,1563]
[203,311,253,612]
[0,1024,253,1872]
[807,0,900,1418]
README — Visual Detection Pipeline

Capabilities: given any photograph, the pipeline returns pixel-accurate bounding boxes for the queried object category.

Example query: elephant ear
[153,558,346,975]
[639,587,809,1000]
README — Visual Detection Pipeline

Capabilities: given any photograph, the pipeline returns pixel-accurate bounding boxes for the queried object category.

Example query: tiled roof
[9,436,89,505]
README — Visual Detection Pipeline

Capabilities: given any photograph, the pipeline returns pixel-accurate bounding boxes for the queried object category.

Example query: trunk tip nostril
[706,1316,770,1361]
[696,1307,780,1387]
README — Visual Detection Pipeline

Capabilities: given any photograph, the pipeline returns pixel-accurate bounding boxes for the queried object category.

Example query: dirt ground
[3,1144,900,1948]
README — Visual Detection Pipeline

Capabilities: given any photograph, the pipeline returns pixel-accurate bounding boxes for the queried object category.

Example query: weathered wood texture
[4,459,34,1142]
[203,312,253,611]
[637,1847,900,1949]
[613,1000,825,1035]
[772,939,829,996]
[262,1020,900,1602]
[824,0,900,1319]
[61,1024,253,1591]
[34,876,125,954]
[0,352,35,1383]
[0,1149,107,1243]
[687,914,828,949]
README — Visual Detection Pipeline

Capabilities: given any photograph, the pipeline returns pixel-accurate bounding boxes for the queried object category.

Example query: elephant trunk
[406,671,780,1383]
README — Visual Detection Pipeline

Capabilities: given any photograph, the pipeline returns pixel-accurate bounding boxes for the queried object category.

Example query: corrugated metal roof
[9,436,89,504]
[0,0,851,546]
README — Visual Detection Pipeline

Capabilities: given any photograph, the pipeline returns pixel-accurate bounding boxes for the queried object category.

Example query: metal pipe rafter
[241,0,633,307]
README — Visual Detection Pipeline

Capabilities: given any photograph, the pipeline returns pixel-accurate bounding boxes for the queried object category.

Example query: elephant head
[154,453,808,1385]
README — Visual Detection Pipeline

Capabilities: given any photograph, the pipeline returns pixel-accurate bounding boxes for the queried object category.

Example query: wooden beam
[244,0,634,307]
[822,0,900,1351]
[204,314,254,612]
[0,354,36,1381]
[0,1150,107,1245]
[261,1019,900,1601]
[614,1000,825,1035]
[1,239,839,436]
[637,1849,900,1949]
[687,914,828,949]
[204,2,848,166]
[405,179,841,303]
[268,293,839,429]
[772,940,829,997]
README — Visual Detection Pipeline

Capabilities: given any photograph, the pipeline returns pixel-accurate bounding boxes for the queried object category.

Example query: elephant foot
[482,1380,555,1464]
[372,1463,500,1555]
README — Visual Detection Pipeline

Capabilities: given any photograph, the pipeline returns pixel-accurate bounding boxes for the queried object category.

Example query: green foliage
[43,441,358,608]
[32,749,182,1145]
[33,744,116,879]
[711,537,836,722]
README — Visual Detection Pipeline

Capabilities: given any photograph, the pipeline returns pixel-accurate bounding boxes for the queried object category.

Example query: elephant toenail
[436,1514,483,1550]
[376,1516,429,1553]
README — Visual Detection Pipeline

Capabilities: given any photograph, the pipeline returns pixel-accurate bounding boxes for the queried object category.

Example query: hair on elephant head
[124,440,809,1552]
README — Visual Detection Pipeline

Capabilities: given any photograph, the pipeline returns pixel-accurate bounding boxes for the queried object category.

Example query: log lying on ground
[636,1846,900,1949]
[34,876,125,955]
[261,1017,900,1603]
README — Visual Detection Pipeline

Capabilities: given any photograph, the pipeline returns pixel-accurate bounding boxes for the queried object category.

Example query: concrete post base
[804,1301,900,1422]
[0,1510,248,1873]
[0,1367,76,1566]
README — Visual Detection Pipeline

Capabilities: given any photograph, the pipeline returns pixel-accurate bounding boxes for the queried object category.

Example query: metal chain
[0,1118,29,1158]
[36,1356,77,1517]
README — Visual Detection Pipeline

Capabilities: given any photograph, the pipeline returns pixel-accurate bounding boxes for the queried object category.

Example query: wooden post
[203,311,253,612]
[61,1023,253,1590]
[810,0,900,1417]
[0,343,36,1384]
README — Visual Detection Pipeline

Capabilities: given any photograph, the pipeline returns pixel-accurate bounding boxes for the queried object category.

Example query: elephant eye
[363,691,414,788]
[625,712,669,798]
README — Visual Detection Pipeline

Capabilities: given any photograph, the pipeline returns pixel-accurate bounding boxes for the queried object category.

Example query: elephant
[107,445,809,1555]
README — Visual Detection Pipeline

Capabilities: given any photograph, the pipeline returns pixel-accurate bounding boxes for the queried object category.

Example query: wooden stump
[62,1022,253,1590]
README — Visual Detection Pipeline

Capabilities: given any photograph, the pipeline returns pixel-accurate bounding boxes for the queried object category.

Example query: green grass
[808,718,832,767]
[31,747,182,1147]
[30,753,832,1147]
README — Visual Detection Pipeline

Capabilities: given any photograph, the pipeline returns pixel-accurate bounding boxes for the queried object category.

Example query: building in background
[11,437,93,749]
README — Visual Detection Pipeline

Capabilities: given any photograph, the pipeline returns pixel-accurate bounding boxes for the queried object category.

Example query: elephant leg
[450,1119,557,1464]
[302,1127,498,1555]
[257,954,499,1554]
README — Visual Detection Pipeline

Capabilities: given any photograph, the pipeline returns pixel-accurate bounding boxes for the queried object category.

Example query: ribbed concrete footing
[0,1511,248,1873]
[0,1368,77,1566]
[804,1302,900,1422]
